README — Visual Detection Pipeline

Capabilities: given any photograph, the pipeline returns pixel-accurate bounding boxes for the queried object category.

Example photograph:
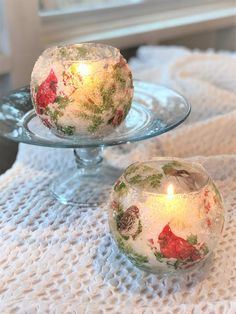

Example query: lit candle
[167,183,174,196]
[109,158,224,274]
[76,63,90,77]
[31,43,134,137]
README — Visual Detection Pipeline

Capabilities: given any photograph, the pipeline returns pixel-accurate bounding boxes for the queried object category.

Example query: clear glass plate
[0,81,190,148]
[0,81,191,206]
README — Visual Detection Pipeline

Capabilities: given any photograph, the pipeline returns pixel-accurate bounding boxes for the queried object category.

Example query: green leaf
[128,173,163,188]
[173,260,181,270]
[137,220,142,235]
[100,86,116,111]
[59,125,75,136]
[128,174,142,185]
[129,253,148,267]
[132,220,142,240]
[154,251,164,262]
[166,259,181,270]
[114,181,127,194]
[45,107,61,123]
[116,237,148,267]
[201,243,209,256]
[116,208,124,229]
[125,164,139,176]
[124,100,132,116]
[114,68,126,89]
[55,96,70,109]
[212,182,223,202]
[187,234,198,245]
[60,47,68,58]
[147,173,163,188]
[117,237,130,254]
[76,47,88,57]
[80,101,102,114]
[76,112,90,120]
[87,116,103,133]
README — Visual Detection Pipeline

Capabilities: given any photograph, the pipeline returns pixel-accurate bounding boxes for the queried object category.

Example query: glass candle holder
[30,43,133,137]
[108,158,224,274]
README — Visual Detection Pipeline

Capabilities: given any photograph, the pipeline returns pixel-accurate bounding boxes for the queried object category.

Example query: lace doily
[0,46,236,313]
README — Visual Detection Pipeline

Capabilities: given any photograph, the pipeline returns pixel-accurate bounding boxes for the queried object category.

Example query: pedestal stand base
[51,148,123,206]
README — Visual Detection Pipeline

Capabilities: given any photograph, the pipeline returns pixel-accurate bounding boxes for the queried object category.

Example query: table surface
[0,46,236,313]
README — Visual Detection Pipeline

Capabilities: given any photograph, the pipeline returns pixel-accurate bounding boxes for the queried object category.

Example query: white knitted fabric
[0,46,236,313]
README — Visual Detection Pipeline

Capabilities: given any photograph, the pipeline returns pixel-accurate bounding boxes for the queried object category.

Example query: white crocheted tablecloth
[1,46,236,313]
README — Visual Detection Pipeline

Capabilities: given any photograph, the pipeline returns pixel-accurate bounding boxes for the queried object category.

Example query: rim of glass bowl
[123,157,211,196]
[44,43,121,62]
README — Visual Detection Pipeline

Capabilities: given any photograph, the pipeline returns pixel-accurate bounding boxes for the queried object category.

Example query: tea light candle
[30,43,134,137]
[109,158,224,274]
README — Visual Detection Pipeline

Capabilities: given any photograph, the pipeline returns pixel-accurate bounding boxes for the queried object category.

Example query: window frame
[39,0,236,49]
[1,0,236,89]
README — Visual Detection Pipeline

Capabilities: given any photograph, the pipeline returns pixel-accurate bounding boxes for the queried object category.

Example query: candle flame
[167,184,174,195]
[77,63,90,76]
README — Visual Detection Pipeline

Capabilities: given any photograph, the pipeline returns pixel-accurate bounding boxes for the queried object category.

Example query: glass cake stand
[0,81,190,206]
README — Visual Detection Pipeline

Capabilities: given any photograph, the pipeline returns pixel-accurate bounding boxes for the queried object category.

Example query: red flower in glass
[41,118,52,129]
[158,224,200,261]
[109,109,124,127]
[36,69,58,111]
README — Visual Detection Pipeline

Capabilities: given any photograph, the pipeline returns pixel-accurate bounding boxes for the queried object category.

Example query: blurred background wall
[0,0,236,173]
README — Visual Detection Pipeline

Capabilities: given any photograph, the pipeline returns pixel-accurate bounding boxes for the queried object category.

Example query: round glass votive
[108,158,224,274]
[30,43,133,137]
